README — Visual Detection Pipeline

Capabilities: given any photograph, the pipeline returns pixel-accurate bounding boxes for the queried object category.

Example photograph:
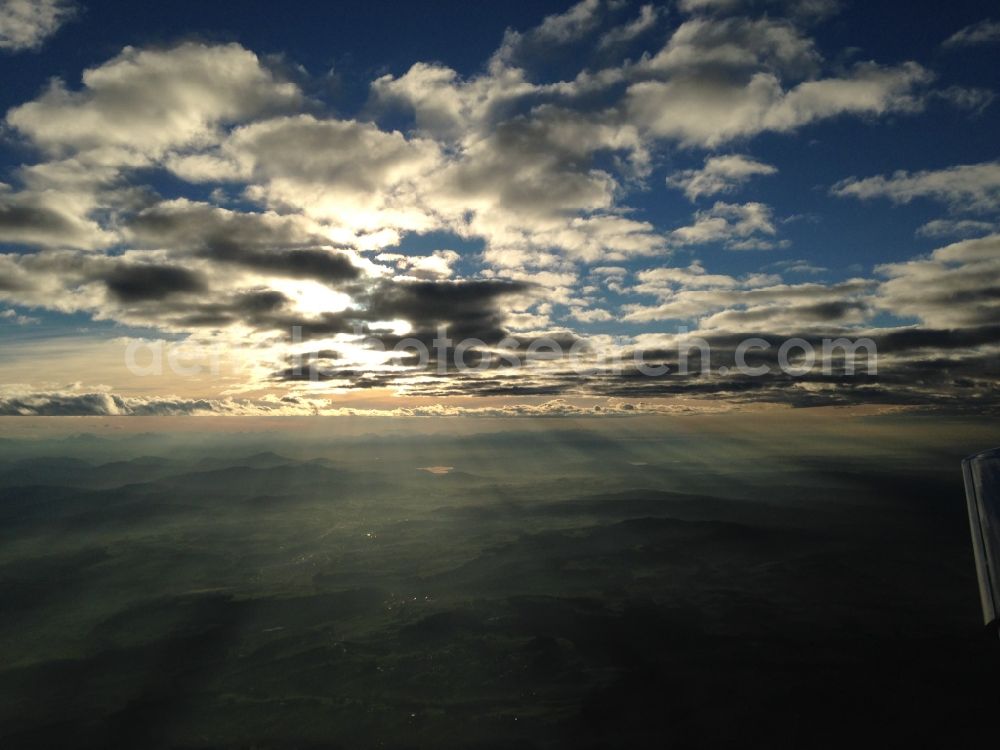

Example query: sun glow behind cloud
[270,280,352,317]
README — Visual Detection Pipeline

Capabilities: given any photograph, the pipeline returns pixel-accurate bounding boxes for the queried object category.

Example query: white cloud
[494,0,604,66]
[634,262,751,292]
[670,201,780,249]
[7,43,301,163]
[767,259,827,275]
[599,4,660,49]
[591,266,628,276]
[527,0,602,44]
[378,250,461,280]
[932,85,995,113]
[0,180,116,249]
[832,160,1000,213]
[623,276,872,325]
[942,19,1000,49]
[371,62,537,142]
[641,16,821,77]
[369,14,929,267]
[667,154,777,201]
[567,306,614,323]
[916,219,999,239]
[625,61,927,148]
[419,107,656,261]
[169,114,442,239]
[0,0,73,51]
[0,308,39,325]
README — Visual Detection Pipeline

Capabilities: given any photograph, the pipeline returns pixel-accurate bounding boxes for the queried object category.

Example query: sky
[0,0,998,417]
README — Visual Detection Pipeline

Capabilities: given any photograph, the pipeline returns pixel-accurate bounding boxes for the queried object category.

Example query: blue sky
[0,0,999,415]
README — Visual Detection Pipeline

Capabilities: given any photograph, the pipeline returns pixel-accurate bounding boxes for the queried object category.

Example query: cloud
[168,115,441,239]
[125,199,366,283]
[0,186,114,249]
[625,60,928,148]
[931,85,995,114]
[525,0,602,44]
[417,105,657,261]
[0,0,74,51]
[494,0,604,65]
[667,154,777,201]
[0,388,302,417]
[0,308,39,325]
[942,19,1000,49]
[916,219,999,239]
[623,275,870,324]
[640,16,821,77]
[669,201,781,249]
[678,0,743,11]
[378,250,461,280]
[364,279,536,342]
[369,13,926,266]
[832,160,1000,213]
[599,4,661,49]
[633,261,776,293]
[7,42,301,163]
[768,259,827,275]
[0,249,286,330]
[0,241,540,346]
[621,324,1000,413]
[678,0,841,22]
[0,387,732,417]
[104,264,208,303]
[876,233,1000,328]
[370,62,537,143]
[567,306,614,323]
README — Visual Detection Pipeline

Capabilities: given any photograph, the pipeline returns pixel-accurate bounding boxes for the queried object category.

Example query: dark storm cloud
[271,367,401,388]
[638,325,1000,360]
[203,240,362,284]
[418,368,994,413]
[125,202,292,246]
[367,280,534,326]
[316,318,998,412]
[364,279,536,342]
[244,292,558,342]
[0,272,30,292]
[0,203,77,236]
[0,190,108,249]
[165,278,533,339]
[701,300,870,329]
[165,289,292,328]
[127,202,362,284]
[104,264,208,302]
[874,324,1000,353]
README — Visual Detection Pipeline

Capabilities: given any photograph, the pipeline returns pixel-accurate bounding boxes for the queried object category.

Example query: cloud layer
[0,1,997,414]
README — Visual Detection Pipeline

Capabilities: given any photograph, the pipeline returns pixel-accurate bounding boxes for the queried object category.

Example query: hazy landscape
[1,416,998,748]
